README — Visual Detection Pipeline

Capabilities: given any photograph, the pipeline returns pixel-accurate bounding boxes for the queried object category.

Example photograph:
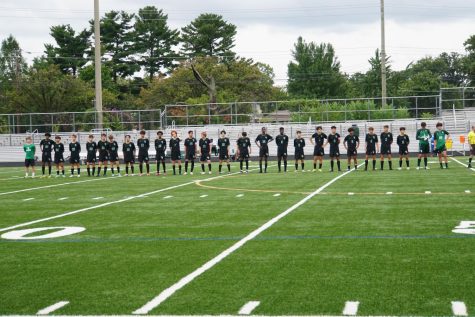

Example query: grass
[0,157,474,316]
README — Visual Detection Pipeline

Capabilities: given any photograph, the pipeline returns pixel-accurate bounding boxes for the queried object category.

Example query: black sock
[337,161,341,171]
[388,161,392,170]
[301,163,304,170]
[92,167,95,175]
[62,169,65,175]
[48,165,52,175]
[278,159,281,172]
[440,162,443,168]
[319,163,322,169]
[70,168,74,175]
[418,158,421,167]
[245,160,249,170]
[264,162,267,172]
[162,162,166,173]
[284,160,287,172]
[56,170,59,175]
[219,164,222,173]
[348,165,351,170]
[331,160,334,171]
[173,165,176,175]
[208,163,212,172]
[380,161,384,170]
[295,163,298,170]
[365,160,368,170]
[117,167,120,174]
[97,167,101,175]
[77,168,80,175]
[191,161,194,172]
[469,158,473,165]
[139,164,143,174]
[227,164,231,172]
[202,164,205,172]
[87,167,91,176]
[104,167,108,175]
[372,160,376,169]
[240,161,243,171]
[259,161,262,172]
[399,160,402,167]
[445,162,448,168]
[314,163,317,169]
[126,166,129,174]
[178,165,182,174]
[112,168,115,174]
[42,166,45,175]
[424,157,428,167]
[131,166,134,174]
[157,162,160,173]
[185,161,188,172]
[406,159,410,167]
[146,163,150,174]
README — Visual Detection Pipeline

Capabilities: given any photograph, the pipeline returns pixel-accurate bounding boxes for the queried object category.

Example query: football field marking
[342,301,359,316]
[425,191,431,194]
[273,193,281,197]
[451,301,468,316]
[238,301,261,315]
[451,157,475,172]
[132,163,363,315]
[386,192,393,195]
[58,197,68,201]
[92,196,104,200]
[22,197,35,201]
[36,301,69,315]
[465,190,471,194]
[163,195,173,199]
[200,194,208,198]
[236,194,244,197]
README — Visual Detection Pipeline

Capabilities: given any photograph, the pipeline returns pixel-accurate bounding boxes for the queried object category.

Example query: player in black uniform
[199,131,212,175]
[97,133,109,176]
[380,125,394,170]
[169,130,182,175]
[155,131,167,175]
[218,130,231,174]
[40,132,55,178]
[69,134,81,177]
[294,131,306,172]
[310,126,327,172]
[344,128,359,171]
[397,127,410,170]
[137,130,150,176]
[53,135,65,177]
[255,127,273,173]
[122,135,136,176]
[275,127,289,173]
[108,135,120,176]
[365,127,379,171]
[325,126,341,172]
[237,131,251,173]
[184,131,197,175]
[85,134,97,177]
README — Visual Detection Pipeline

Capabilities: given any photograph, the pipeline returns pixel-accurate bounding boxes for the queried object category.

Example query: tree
[287,37,347,99]
[180,13,236,59]
[0,35,27,88]
[134,6,180,81]
[44,24,91,76]
[464,35,475,86]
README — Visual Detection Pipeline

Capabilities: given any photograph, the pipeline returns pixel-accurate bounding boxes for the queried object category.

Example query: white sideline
[0,315,449,317]
[451,301,468,316]
[238,301,261,315]
[0,177,115,197]
[36,301,69,315]
[132,164,362,315]
[451,157,475,172]
[0,167,266,234]
[342,301,359,316]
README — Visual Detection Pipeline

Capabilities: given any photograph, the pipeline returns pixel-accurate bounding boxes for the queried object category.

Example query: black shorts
[259,146,269,158]
[124,156,135,164]
[42,153,52,163]
[171,151,181,161]
[313,147,324,157]
[156,151,166,161]
[419,143,430,154]
[347,149,357,157]
[471,144,475,156]
[70,156,80,164]
[295,151,305,160]
[366,148,376,156]
[277,148,287,159]
[138,152,149,163]
[381,145,392,155]
[200,153,211,162]
[238,150,249,160]
[329,147,340,158]
[54,155,64,164]
[98,152,109,162]
[434,146,447,154]
[185,151,196,161]
[109,152,119,162]
[219,151,229,160]
[87,154,96,163]
[399,147,409,155]
[25,159,35,167]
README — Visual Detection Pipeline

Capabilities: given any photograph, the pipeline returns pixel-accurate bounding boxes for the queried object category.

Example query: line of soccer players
[23,122,455,178]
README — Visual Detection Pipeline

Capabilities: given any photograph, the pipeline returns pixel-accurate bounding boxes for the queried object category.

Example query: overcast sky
[1,0,474,86]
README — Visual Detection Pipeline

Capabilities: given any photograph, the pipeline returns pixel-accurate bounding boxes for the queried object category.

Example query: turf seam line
[36,301,69,315]
[238,301,261,315]
[132,163,363,315]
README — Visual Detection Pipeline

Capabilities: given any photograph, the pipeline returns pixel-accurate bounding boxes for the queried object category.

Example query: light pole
[380,0,387,107]
[94,0,103,129]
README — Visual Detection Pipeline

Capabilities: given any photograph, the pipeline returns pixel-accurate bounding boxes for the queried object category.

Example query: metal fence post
[415,97,419,119]
[29,114,32,133]
[72,113,76,132]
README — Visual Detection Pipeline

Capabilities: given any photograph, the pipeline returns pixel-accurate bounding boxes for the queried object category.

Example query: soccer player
[69,134,81,177]
[365,127,379,171]
[155,131,167,175]
[255,127,273,173]
[276,127,289,173]
[326,126,341,172]
[310,126,327,172]
[97,133,109,176]
[108,135,120,176]
[397,127,410,170]
[122,134,136,176]
[85,134,97,177]
[199,131,212,175]
[218,130,231,174]
[23,136,36,178]
[434,122,450,169]
[237,131,251,173]
[416,122,432,170]
[294,130,306,172]
[53,136,65,177]
[39,133,54,178]
[344,128,359,171]
[137,130,150,176]
[184,130,197,175]
[380,125,393,170]
[169,130,182,175]
[468,126,475,168]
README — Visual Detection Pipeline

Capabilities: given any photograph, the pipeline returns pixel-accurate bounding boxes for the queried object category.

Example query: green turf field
[0,157,474,316]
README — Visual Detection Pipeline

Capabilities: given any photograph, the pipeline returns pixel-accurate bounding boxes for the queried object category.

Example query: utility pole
[94,0,103,129]
[380,0,387,107]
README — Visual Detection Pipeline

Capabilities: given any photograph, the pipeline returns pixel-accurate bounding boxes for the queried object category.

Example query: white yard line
[273,193,281,197]
[200,195,208,198]
[238,301,261,315]
[424,191,431,195]
[132,163,363,315]
[22,198,35,202]
[236,194,244,198]
[0,177,115,197]
[451,157,475,172]
[342,301,360,316]
[163,196,173,199]
[451,301,468,316]
[58,197,68,201]
[92,197,104,200]
[36,301,69,315]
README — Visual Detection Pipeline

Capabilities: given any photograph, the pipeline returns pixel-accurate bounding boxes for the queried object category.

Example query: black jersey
[107,141,119,154]
[397,135,410,147]
[344,135,359,150]
[123,142,135,155]
[380,132,393,147]
[97,140,108,154]
[217,137,230,153]
[237,137,251,152]
[137,138,150,153]
[169,138,181,153]
[40,139,55,153]
[294,138,306,149]
[312,133,327,148]
[199,138,212,154]
[184,137,197,153]
[155,138,167,153]
[54,143,64,155]
[69,142,81,157]
[327,133,340,148]
[255,134,273,147]
[365,134,378,148]
[275,134,289,150]
[86,141,97,155]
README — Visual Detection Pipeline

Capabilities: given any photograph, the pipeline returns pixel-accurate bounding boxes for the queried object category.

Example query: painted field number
[452,221,475,235]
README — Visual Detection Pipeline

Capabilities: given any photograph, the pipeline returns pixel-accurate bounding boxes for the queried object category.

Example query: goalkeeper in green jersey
[416,122,432,170]
[434,122,451,169]
[23,136,36,178]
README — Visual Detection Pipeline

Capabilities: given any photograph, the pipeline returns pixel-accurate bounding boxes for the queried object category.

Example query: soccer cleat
[146,173,150,176]
[124,174,129,177]
[318,169,322,172]
[69,175,74,178]
[312,169,316,172]
[48,175,52,178]
[302,170,305,173]
[155,172,160,176]
[183,172,187,175]
[425,167,430,170]
[77,175,80,178]
[190,172,193,175]
[245,170,249,174]
[407,167,410,170]
[209,171,212,175]
[138,173,143,176]
[398,167,402,170]
[131,174,135,176]
[55,175,59,178]
[416,167,420,170]
[468,165,472,168]
[294,170,298,173]
[201,172,205,175]
[118,174,122,177]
